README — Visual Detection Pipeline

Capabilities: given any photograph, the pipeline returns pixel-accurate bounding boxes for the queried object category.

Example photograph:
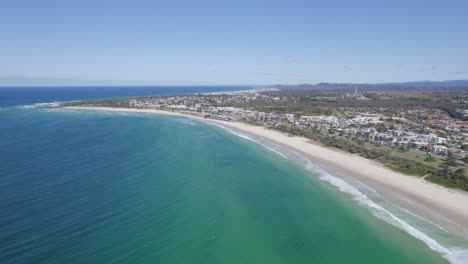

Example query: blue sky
[1,0,468,85]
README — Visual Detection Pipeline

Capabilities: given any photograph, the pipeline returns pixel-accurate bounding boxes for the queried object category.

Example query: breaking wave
[305,162,465,263]
[18,102,62,109]
[216,122,468,264]
[212,123,287,159]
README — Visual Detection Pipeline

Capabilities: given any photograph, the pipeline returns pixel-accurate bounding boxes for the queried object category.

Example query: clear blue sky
[1,0,467,85]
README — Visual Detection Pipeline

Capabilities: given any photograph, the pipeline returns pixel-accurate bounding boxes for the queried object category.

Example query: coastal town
[64,87,468,189]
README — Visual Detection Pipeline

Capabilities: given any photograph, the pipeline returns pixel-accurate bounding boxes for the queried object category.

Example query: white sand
[65,106,468,228]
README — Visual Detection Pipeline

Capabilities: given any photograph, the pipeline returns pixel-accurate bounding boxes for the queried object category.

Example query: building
[431,145,448,154]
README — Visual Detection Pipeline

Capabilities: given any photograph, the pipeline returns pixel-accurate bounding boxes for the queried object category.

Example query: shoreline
[63,106,468,229]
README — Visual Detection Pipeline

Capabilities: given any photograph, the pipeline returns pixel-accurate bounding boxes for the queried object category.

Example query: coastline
[64,106,468,229]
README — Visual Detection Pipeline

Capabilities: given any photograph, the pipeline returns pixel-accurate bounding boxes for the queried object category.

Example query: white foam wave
[214,122,468,262]
[256,142,288,159]
[213,124,287,159]
[19,102,62,109]
[178,119,197,126]
[304,161,466,264]
[388,202,450,233]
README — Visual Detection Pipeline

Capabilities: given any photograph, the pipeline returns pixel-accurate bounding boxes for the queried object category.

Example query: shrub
[424,156,436,162]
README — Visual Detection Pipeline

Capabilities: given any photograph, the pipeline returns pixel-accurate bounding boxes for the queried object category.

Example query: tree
[463,156,468,165]
[399,145,405,152]
[437,164,451,178]
[445,152,458,167]
[424,156,436,162]
[376,123,388,132]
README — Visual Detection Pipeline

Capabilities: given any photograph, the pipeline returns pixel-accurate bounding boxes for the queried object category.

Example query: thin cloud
[417,66,437,72]
[448,69,468,75]
[0,75,218,86]
[286,72,306,78]
[286,57,297,63]
[249,71,305,78]
[249,71,281,77]
[341,66,353,72]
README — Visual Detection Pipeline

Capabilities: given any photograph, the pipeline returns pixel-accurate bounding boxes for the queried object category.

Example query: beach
[64,106,468,229]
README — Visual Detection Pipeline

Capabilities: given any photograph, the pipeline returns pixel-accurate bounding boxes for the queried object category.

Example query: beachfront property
[67,88,468,164]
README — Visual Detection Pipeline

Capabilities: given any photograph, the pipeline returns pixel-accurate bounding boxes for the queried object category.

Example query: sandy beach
[64,106,468,229]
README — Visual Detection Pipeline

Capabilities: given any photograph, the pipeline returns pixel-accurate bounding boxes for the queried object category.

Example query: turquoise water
[2,87,466,263]
[0,106,449,263]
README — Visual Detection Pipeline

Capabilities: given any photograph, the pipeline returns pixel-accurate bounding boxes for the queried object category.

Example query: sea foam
[215,122,468,264]
[305,162,458,262]
[212,124,287,159]
[18,102,62,109]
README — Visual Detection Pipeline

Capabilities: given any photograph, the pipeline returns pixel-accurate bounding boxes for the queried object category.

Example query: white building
[430,136,447,144]
[431,145,448,154]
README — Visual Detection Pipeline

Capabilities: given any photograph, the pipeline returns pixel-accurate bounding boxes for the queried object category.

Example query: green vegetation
[424,156,436,162]
[445,152,458,167]
[270,124,468,191]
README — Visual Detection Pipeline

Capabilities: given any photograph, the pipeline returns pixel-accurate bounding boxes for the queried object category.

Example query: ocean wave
[388,202,450,233]
[212,124,287,159]
[216,123,467,264]
[178,119,197,126]
[304,161,466,264]
[18,102,62,109]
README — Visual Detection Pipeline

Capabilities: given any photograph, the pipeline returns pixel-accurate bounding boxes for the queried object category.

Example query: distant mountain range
[273,80,468,90]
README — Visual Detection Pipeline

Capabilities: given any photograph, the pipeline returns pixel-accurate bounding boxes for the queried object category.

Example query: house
[283,114,295,122]
[430,136,447,144]
[431,145,448,154]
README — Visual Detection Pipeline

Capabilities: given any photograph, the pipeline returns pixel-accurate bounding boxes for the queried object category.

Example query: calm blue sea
[0,86,464,264]
[0,86,247,107]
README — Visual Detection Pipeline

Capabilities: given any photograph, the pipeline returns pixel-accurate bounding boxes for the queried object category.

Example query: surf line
[212,122,462,264]
[211,123,288,159]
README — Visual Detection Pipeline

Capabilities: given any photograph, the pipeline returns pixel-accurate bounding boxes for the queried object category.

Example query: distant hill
[380,80,468,88]
[273,80,468,91]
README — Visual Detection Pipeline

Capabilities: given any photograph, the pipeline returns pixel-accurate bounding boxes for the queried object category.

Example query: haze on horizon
[1,0,468,86]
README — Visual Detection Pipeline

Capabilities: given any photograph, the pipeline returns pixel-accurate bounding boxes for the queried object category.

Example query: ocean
[0,86,466,263]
